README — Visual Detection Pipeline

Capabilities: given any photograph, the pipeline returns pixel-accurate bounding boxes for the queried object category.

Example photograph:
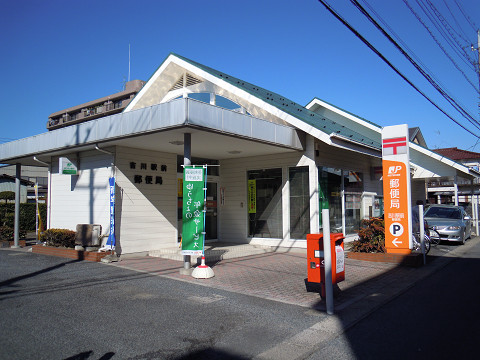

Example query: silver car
[424,205,472,244]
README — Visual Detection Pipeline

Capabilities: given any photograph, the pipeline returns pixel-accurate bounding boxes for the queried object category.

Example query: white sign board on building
[59,157,78,175]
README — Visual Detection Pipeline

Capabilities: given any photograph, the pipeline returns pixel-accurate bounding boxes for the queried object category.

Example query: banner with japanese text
[181,166,205,256]
[106,177,116,249]
[382,125,412,254]
[247,180,256,214]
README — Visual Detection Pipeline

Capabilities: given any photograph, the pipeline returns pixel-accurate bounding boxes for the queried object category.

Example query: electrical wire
[454,0,478,32]
[416,0,476,69]
[362,0,478,96]
[403,0,479,92]
[424,0,477,66]
[442,0,470,43]
[350,0,480,129]
[316,0,480,139]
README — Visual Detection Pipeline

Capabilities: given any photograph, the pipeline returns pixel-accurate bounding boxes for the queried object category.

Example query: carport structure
[1,53,478,252]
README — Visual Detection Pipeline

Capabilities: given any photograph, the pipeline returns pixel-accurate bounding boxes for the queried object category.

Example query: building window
[344,171,363,235]
[289,166,310,239]
[247,168,282,238]
[187,92,243,112]
[318,167,343,233]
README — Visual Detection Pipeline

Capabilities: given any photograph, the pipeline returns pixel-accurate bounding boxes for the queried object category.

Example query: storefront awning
[0,98,303,166]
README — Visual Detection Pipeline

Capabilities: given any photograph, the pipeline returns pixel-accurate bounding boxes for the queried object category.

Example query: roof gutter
[329,133,381,158]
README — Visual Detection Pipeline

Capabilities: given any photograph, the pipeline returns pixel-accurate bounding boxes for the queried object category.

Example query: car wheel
[461,231,466,245]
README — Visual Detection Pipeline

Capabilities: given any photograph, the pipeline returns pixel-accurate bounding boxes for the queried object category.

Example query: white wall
[219,151,306,247]
[115,147,177,254]
[49,151,111,232]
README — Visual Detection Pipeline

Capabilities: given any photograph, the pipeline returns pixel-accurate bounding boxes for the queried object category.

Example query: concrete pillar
[306,136,319,233]
[12,163,21,248]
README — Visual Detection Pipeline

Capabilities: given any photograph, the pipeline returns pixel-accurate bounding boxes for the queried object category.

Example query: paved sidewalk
[111,238,478,314]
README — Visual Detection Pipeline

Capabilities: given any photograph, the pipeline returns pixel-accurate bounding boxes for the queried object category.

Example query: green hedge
[0,226,27,241]
[0,203,47,231]
[40,229,76,248]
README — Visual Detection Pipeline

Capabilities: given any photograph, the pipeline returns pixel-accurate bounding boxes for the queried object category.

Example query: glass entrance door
[205,181,218,241]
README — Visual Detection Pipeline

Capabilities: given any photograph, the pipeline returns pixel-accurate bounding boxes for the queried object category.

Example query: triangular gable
[409,127,427,147]
[125,53,381,152]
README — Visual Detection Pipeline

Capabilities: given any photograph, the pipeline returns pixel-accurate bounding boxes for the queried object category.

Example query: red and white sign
[382,137,407,155]
[382,125,412,254]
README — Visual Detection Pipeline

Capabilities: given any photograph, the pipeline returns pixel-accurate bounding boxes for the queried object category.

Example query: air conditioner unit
[75,224,102,247]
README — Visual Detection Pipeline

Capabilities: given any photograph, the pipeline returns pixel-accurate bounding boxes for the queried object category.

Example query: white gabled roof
[124,53,382,156]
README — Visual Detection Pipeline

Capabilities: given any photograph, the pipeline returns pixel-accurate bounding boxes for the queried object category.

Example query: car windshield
[425,207,462,220]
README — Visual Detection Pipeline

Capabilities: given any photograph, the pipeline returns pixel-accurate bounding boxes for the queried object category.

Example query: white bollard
[419,205,425,265]
[322,209,334,315]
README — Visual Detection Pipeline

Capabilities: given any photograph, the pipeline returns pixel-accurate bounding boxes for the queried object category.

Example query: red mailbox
[306,233,345,296]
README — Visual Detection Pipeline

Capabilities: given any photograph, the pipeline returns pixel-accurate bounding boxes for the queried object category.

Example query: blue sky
[1,0,479,150]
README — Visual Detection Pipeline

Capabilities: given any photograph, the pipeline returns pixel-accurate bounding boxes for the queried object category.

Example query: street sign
[382,125,412,254]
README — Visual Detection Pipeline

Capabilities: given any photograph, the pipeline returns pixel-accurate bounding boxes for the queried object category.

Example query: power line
[424,0,477,66]
[415,0,476,70]
[316,0,480,139]
[403,0,479,92]
[442,0,470,43]
[351,0,480,130]
[361,0,478,96]
[454,0,478,32]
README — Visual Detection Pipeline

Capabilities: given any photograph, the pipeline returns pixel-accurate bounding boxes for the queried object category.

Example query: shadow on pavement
[0,258,81,288]
[171,348,250,360]
[63,351,115,360]
[305,237,480,359]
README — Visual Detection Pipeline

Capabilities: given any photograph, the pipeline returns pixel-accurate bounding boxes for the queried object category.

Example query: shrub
[0,203,47,230]
[40,229,76,248]
[350,217,386,253]
[0,226,27,241]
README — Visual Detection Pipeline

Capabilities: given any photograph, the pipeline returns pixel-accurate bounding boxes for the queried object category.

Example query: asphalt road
[0,250,325,360]
[307,238,480,359]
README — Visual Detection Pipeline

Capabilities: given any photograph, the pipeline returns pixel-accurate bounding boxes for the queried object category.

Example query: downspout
[95,144,115,177]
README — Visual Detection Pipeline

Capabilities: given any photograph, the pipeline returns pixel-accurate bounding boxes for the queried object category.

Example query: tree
[0,191,15,204]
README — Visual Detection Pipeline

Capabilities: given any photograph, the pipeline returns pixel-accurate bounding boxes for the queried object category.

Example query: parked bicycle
[412,231,431,254]
[427,227,441,246]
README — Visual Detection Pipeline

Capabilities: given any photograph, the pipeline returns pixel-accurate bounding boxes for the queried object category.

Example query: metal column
[12,163,21,248]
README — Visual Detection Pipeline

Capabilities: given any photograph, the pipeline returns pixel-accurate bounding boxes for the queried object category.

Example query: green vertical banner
[247,179,256,214]
[181,166,205,256]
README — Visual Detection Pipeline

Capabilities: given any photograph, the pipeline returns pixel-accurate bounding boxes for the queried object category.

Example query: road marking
[188,294,225,304]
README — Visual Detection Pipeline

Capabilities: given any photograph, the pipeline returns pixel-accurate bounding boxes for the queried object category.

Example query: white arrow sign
[392,238,402,247]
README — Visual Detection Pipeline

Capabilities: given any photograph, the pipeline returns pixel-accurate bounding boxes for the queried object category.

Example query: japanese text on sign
[181,167,205,256]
